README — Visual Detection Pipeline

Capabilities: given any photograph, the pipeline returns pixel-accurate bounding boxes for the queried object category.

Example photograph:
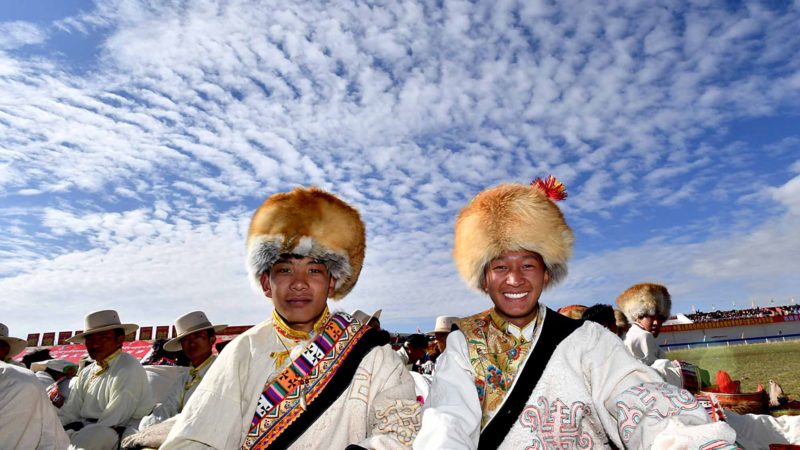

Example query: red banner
[27,333,40,347]
[57,331,72,345]
[155,326,169,340]
[41,332,56,346]
[139,326,153,341]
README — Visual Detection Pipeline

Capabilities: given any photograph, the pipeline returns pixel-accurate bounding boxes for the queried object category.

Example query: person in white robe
[58,309,155,450]
[121,311,226,449]
[414,178,738,449]
[0,360,70,449]
[162,187,421,449]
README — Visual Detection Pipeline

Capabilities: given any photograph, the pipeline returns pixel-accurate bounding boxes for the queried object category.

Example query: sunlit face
[637,315,663,337]
[180,329,215,366]
[261,255,336,333]
[482,249,550,329]
[84,329,124,362]
[434,332,449,353]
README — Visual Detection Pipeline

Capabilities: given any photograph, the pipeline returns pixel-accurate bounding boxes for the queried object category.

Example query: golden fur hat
[616,283,672,322]
[453,182,574,291]
[246,187,366,300]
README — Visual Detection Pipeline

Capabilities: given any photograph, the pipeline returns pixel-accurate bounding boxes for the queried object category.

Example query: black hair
[581,304,616,327]
[404,334,428,349]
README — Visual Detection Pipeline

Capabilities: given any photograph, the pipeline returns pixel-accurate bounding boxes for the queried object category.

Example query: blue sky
[2,0,799,338]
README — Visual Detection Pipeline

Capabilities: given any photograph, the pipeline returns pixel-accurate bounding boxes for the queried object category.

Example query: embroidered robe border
[478,309,583,450]
[242,313,379,449]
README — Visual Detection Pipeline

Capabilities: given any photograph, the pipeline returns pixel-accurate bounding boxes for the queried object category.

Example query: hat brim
[163,324,227,352]
[66,323,139,344]
[0,337,27,358]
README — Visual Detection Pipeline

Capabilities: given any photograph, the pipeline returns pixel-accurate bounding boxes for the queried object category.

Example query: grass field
[665,340,800,397]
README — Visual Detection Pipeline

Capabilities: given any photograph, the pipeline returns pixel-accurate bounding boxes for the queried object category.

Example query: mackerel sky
[2,0,799,338]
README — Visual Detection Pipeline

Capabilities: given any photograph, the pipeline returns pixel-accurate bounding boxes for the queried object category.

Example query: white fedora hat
[432,316,459,334]
[164,311,227,352]
[31,359,78,375]
[67,310,138,344]
[0,323,27,359]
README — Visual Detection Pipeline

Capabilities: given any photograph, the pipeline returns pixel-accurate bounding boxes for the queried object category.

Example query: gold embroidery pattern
[374,399,422,445]
[457,305,544,428]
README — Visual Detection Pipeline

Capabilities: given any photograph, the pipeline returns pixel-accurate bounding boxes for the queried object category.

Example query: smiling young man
[162,187,420,449]
[414,178,738,449]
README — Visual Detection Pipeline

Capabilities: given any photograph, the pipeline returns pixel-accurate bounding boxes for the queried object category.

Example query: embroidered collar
[272,306,330,342]
[89,349,122,383]
[184,354,216,393]
[488,306,542,342]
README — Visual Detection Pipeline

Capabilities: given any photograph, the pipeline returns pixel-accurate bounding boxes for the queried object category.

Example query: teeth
[505,292,528,299]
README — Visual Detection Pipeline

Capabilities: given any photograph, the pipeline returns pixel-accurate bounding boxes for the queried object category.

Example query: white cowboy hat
[0,323,27,359]
[164,311,227,352]
[67,310,138,344]
[431,316,459,334]
[31,358,78,375]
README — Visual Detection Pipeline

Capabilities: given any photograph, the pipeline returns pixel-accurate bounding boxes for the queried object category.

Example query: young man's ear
[327,276,336,297]
[543,270,551,287]
[260,273,273,298]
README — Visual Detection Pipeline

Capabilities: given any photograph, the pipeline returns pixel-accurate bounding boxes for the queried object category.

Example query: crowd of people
[2,179,798,449]
[687,304,800,323]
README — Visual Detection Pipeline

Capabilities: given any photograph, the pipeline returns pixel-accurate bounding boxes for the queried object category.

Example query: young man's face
[482,249,550,329]
[180,329,215,366]
[260,255,336,333]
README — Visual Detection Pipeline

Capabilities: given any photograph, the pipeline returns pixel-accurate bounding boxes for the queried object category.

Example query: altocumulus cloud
[1,0,799,335]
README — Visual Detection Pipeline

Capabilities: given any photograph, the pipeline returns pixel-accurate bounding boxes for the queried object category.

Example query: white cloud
[2,0,800,336]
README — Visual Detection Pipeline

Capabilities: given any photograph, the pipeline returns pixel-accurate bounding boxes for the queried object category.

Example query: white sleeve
[413,330,480,450]
[624,326,659,365]
[583,325,737,449]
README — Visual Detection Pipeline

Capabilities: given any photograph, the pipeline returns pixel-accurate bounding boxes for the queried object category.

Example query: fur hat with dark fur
[616,283,672,322]
[453,182,574,291]
[247,187,366,300]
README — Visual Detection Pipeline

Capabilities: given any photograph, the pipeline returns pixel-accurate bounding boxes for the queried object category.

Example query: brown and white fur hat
[246,187,366,300]
[616,283,672,323]
[453,182,574,291]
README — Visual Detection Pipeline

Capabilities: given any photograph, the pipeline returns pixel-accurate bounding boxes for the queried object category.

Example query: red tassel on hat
[531,175,568,201]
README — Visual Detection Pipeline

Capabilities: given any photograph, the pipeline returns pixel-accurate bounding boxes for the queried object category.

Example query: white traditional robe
[139,355,216,429]
[415,306,738,449]
[623,323,665,365]
[0,361,70,449]
[162,313,421,449]
[58,351,155,438]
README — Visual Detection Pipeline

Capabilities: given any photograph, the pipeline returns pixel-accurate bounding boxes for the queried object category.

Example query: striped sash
[242,312,369,449]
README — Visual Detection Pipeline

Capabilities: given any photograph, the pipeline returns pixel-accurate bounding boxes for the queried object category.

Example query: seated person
[162,187,421,449]
[58,310,155,450]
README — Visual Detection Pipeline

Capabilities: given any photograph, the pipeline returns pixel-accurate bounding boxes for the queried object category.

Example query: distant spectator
[614,309,630,338]
[581,304,617,334]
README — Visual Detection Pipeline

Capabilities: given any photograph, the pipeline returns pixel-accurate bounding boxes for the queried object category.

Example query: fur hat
[247,187,366,300]
[0,323,27,359]
[616,283,672,322]
[67,310,138,344]
[453,180,574,291]
[557,304,587,320]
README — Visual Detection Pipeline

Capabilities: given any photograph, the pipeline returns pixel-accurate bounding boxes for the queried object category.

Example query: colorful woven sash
[242,312,369,450]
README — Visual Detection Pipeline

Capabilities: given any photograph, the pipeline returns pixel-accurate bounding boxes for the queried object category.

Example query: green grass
[665,340,800,398]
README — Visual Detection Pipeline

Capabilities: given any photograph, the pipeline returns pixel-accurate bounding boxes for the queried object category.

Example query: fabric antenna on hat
[615,283,671,323]
[453,176,574,292]
[246,187,366,300]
